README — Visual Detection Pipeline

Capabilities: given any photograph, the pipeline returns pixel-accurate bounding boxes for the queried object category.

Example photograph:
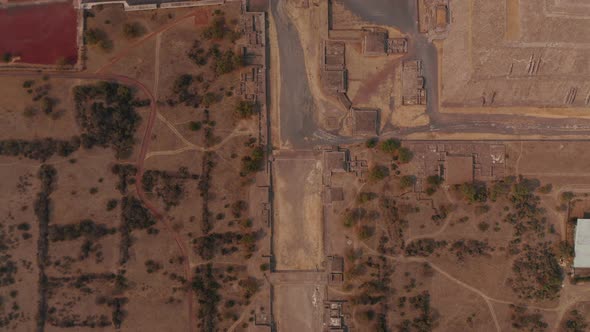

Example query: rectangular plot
[273,155,324,271]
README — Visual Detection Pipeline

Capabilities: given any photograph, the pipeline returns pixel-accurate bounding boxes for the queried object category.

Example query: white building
[574,219,590,268]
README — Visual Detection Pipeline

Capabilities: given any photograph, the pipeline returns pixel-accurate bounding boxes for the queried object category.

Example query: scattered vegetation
[199,152,214,233]
[369,165,389,182]
[192,264,221,331]
[234,100,257,119]
[459,182,487,203]
[398,147,413,163]
[380,139,401,153]
[48,219,116,242]
[365,137,378,148]
[122,22,146,39]
[194,230,261,261]
[119,196,156,264]
[0,137,80,161]
[144,259,163,273]
[510,242,562,300]
[510,305,548,331]
[142,169,195,210]
[400,175,416,189]
[449,239,493,261]
[74,82,148,158]
[425,175,443,195]
[84,28,113,51]
[202,16,240,42]
[399,291,439,331]
[212,49,242,75]
[404,239,447,257]
[104,199,118,212]
[357,192,377,204]
[563,309,588,332]
[170,74,200,107]
[241,146,264,176]
[34,164,57,331]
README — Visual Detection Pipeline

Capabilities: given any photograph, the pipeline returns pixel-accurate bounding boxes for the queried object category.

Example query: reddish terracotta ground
[194,8,209,26]
[0,1,78,65]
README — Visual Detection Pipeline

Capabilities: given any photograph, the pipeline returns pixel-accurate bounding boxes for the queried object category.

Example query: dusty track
[0,70,195,332]
[95,9,203,74]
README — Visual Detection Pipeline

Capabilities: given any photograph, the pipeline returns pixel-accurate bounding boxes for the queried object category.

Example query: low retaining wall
[81,0,223,11]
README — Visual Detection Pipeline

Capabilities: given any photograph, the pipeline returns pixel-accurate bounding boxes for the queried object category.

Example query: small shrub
[561,191,575,202]
[537,184,552,194]
[357,225,374,239]
[85,28,112,52]
[189,121,202,131]
[122,22,146,39]
[106,199,118,211]
[398,147,413,163]
[365,137,378,148]
[235,101,256,119]
[427,175,443,187]
[460,182,487,203]
[357,192,377,204]
[369,165,389,181]
[400,175,416,189]
[380,138,400,153]
[477,221,490,232]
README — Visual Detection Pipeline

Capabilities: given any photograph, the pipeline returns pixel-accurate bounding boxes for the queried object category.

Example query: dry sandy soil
[273,151,324,271]
[0,3,270,332]
[273,284,324,332]
[320,140,590,331]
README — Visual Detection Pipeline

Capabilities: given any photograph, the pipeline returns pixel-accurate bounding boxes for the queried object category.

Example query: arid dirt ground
[319,139,590,331]
[0,3,271,332]
[5,0,590,331]
[273,151,324,271]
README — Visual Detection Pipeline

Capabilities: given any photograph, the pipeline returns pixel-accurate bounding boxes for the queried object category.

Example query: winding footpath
[0,70,195,332]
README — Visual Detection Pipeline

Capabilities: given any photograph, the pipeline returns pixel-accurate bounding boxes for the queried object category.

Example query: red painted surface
[0,1,78,65]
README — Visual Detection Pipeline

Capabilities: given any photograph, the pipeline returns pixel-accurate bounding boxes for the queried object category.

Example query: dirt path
[405,188,456,243]
[156,111,197,147]
[404,211,456,244]
[355,240,590,331]
[154,32,162,100]
[95,10,200,74]
[144,125,253,160]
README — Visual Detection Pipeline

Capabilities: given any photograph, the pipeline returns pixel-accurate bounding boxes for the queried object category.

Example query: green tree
[40,97,55,114]
[357,225,374,239]
[202,92,218,107]
[122,22,146,39]
[241,147,264,175]
[380,138,400,153]
[189,121,202,131]
[85,28,106,45]
[369,165,389,181]
[365,137,378,148]
[202,17,227,40]
[398,147,413,163]
[561,191,575,202]
[427,175,443,187]
[213,49,242,75]
[235,101,256,119]
[400,175,416,189]
[460,182,487,203]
